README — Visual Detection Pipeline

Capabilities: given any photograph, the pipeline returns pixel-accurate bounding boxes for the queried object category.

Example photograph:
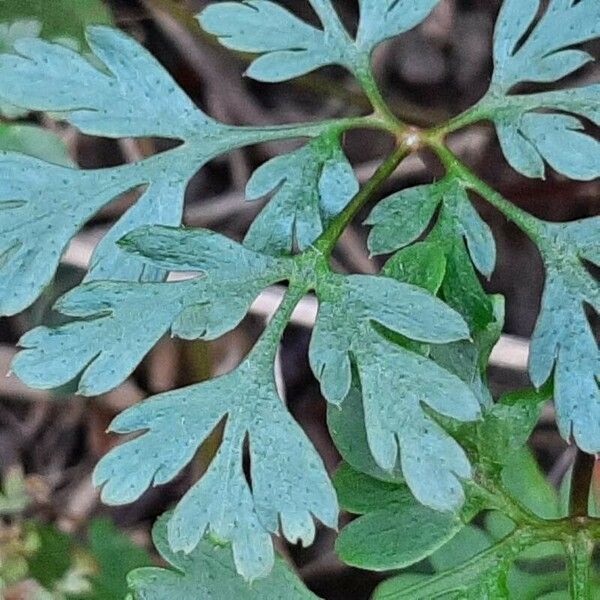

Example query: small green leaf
[94,351,337,580]
[0,124,73,166]
[244,132,358,255]
[311,273,480,511]
[381,242,447,295]
[13,227,288,395]
[128,515,319,598]
[480,0,600,179]
[0,0,112,52]
[334,464,464,571]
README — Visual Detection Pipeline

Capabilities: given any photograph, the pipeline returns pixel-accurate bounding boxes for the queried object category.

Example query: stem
[251,283,308,366]
[570,450,595,518]
[429,141,545,244]
[566,530,593,600]
[314,142,411,255]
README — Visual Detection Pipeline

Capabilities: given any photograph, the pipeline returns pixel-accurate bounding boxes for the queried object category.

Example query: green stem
[430,141,545,244]
[251,283,308,366]
[566,530,593,600]
[314,142,411,255]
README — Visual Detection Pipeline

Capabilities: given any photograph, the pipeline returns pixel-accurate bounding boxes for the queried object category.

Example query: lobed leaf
[12,227,288,395]
[481,0,600,179]
[127,515,319,598]
[311,273,480,511]
[199,0,442,82]
[0,25,337,314]
[94,355,337,581]
[244,131,358,255]
[529,218,600,452]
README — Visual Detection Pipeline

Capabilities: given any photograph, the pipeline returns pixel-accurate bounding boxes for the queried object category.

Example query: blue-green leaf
[198,1,347,82]
[0,123,73,166]
[357,0,441,52]
[311,273,480,511]
[481,0,600,179]
[127,514,319,598]
[529,218,600,452]
[0,25,340,314]
[94,354,337,581]
[334,464,464,571]
[13,227,288,395]
[199,0,442,82]
[367,178,496,278]
[244,132,358,255]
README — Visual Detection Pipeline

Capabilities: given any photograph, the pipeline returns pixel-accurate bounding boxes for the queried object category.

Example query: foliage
[0,0,598,597]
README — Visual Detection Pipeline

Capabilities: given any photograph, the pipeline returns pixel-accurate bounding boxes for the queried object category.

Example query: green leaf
[334,464,464,571]
[13,227,288,395]
[0,25,337,315]
[244,131,358,255]
[357,0,441,52]
[0,124,73,166]
[82,519,152,600]
[128,515,319,598]
[529,218,600,452]
[198,0,347,83]
[27,522,74,589]
[381,242,447,295]
[93,349,336,580]
[311,273,480,511]
[0,0,112,52]
[429,525,493,573]
[481,0,600,180]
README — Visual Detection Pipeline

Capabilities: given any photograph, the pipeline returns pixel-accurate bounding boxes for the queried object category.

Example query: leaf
[127,514,319,599]
[198,0,346,82]
[13,227,288,395]
[244,131,358,255]
[199,0,442,82]
[82,519,152,600]
[373,533,525,599]
[0,0,112,52]
[0,25,336,315]
[27,522,74,589]
[528,218,600,452]
[367,178,496,278]
[357,0,441,52]
[481,0,600,179]
[311,273,481,511]
[93,349,337,580]
[334,464,464,571]
[0,124,74,166]
[0,19,42,118]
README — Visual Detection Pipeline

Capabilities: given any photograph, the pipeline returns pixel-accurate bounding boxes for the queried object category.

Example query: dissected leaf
[357,0,441,51]
[528,218,600,452]
[0,25,336,315]
[13,227,288,395]
[94,344,336,580]
[334,464,464,571]
[311,273,480,511]
[128,515,319,598]
[244,131,358,255]
[480,0,600,179]
[199,0,441,82]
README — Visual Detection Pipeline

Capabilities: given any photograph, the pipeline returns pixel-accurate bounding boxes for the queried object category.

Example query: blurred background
[0,0,598,598]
